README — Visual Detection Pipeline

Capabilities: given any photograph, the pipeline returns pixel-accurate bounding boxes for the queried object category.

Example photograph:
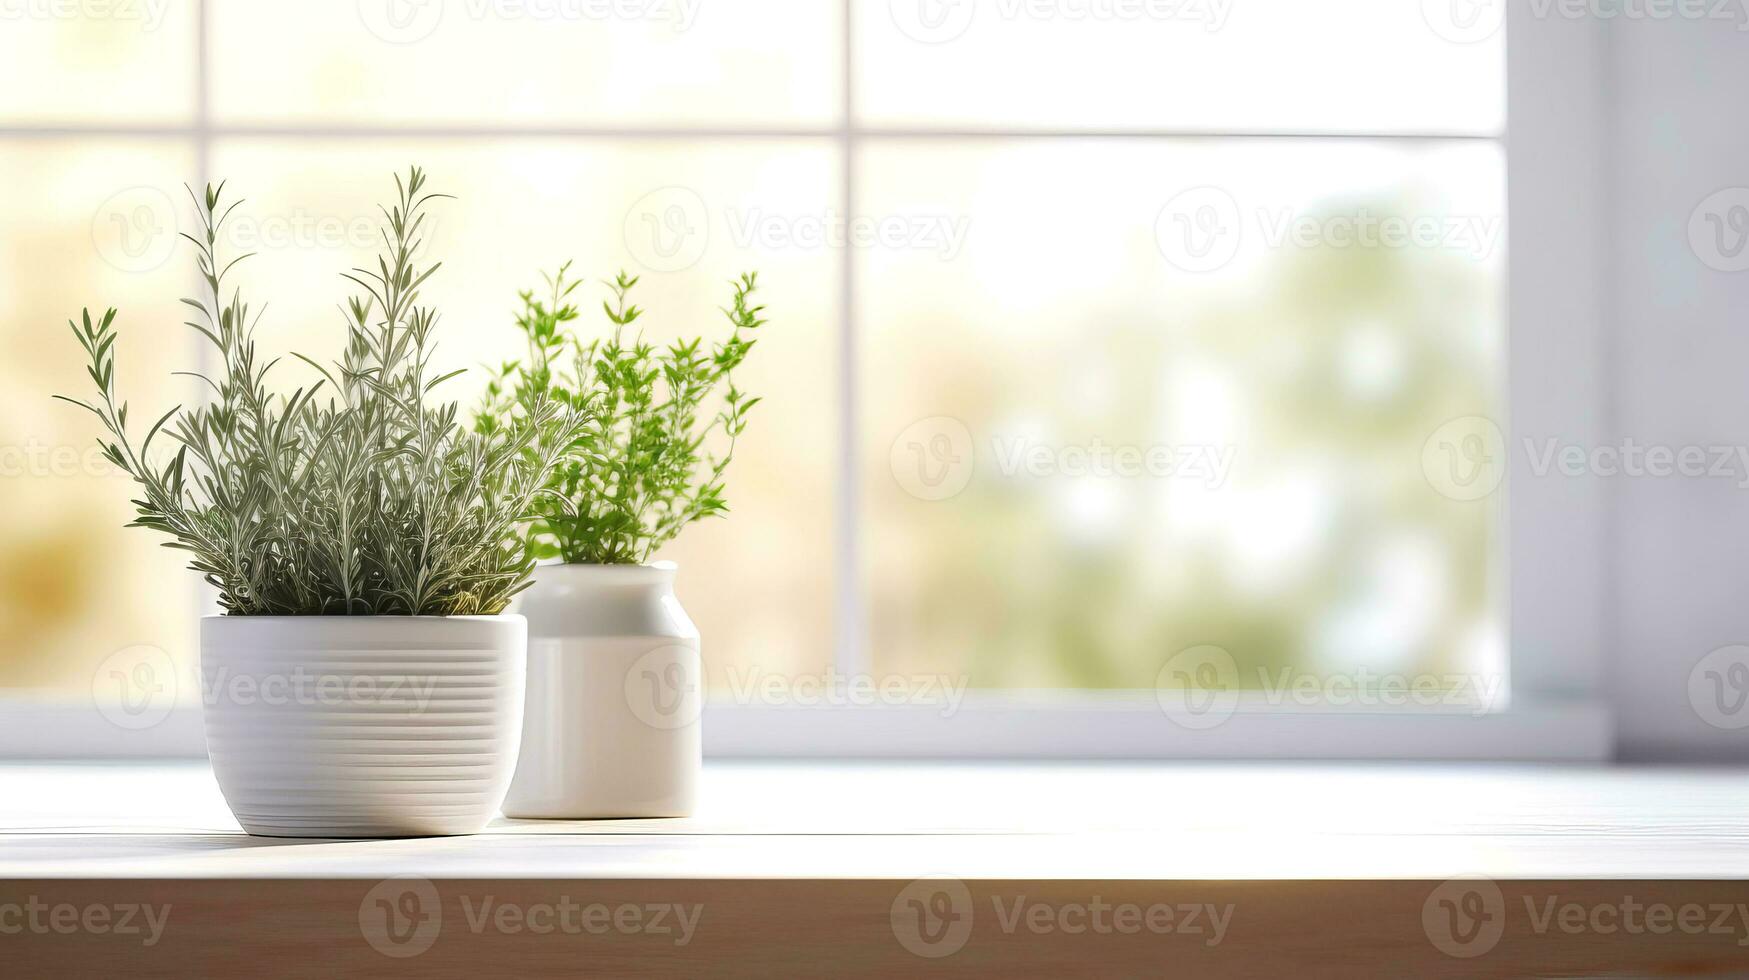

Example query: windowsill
[1,695,1614,760]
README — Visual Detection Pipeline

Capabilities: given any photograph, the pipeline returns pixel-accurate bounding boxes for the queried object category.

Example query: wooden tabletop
[6,761,1749,977]
[5,760,1749,878]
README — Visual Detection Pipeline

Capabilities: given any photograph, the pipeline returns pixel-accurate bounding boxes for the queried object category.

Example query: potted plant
[477,264,763,818]
[58,169,582,837]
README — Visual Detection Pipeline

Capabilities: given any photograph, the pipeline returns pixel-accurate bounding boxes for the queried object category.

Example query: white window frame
[0,3,1613,760]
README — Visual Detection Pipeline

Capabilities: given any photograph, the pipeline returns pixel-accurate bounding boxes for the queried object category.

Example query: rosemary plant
[58,168,585,615]
[476,265,764,564]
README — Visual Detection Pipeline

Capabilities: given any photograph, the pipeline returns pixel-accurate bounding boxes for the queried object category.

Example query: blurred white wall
[1606,13,1749,760]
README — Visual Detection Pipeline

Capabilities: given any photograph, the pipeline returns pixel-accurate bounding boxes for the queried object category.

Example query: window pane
[207,139,839,689]
[0,4,195,122]
[0,141,199,696]
[209,0,840,126]
[856,0,1504,134]
[861,139,1504,690]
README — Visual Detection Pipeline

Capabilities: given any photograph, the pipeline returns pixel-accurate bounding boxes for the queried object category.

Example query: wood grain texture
[6,879,1749,978]
[8,762,1749,975]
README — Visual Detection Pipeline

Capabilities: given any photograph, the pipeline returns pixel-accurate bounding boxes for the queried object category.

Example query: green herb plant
[58,168,585,615]
[476,264,764,565]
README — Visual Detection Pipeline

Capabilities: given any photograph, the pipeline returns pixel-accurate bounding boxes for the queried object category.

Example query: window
[1,1,1602,757]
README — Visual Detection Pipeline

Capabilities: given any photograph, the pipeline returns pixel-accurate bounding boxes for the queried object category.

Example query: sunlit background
[0,0,1503,706]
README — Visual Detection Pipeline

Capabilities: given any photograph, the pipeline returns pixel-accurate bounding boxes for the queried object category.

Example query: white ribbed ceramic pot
[200,615,526,838]
[503,562,701,819]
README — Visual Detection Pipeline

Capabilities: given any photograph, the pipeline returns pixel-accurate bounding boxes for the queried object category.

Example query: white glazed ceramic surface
[200,615,526,838]
[503,562,702,818]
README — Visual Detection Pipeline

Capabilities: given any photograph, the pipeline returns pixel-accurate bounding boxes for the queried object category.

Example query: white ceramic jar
[200,615,526,838]
[502,562,702,818]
